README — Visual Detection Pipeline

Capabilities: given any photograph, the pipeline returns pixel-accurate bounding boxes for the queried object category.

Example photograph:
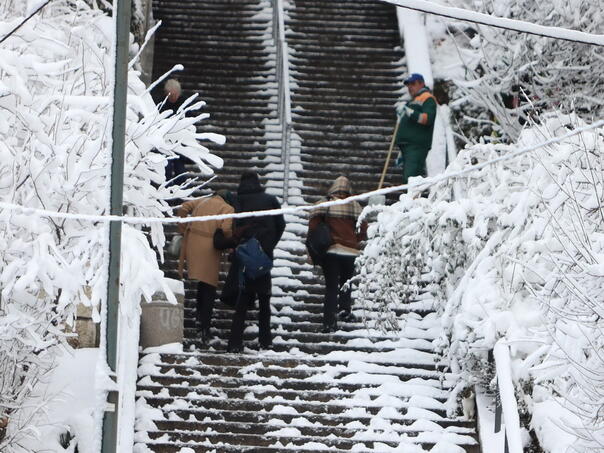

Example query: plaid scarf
[311,176,362,220]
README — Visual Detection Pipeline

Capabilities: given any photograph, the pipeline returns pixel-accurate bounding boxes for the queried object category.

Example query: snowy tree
[434,0,604,142]
[0,1,222,448]
[356,113,604,449]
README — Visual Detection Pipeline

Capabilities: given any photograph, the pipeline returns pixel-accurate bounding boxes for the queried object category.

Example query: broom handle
[377,116,401,190]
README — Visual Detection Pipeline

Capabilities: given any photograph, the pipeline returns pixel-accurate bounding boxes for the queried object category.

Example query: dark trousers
[321,253,356,328]
[228,274,272,349]
[196,281,217,331]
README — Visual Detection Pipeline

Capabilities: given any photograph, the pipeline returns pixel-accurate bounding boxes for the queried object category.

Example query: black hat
[240,170,260,184]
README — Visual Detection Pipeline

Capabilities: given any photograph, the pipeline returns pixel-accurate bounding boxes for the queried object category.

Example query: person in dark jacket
[225,171,286,353]
[158,79,187,186]
[394,73,437,184]
[308,176,367,333]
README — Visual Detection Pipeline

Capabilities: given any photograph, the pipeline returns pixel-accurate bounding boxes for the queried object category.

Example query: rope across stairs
[134,0,480,451]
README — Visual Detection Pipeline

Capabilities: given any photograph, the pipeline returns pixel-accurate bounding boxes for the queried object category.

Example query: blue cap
[403,73,424,85]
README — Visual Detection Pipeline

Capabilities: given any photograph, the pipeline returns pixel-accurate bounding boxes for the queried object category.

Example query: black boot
[321,323,337,333]
[199,327,211,346]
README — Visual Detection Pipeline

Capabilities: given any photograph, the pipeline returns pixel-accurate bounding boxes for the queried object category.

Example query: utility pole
[101,0,131,451]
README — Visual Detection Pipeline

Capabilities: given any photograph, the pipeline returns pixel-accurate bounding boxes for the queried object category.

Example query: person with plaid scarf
[308,176,368,332]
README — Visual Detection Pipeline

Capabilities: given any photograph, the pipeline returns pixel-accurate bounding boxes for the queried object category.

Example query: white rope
[380,0,604,46]
[1,120,603,225]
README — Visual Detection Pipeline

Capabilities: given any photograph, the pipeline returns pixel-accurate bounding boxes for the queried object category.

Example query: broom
[368,116,401,205]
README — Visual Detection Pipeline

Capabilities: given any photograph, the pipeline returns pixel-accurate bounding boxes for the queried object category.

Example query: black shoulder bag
[306,215,333,266]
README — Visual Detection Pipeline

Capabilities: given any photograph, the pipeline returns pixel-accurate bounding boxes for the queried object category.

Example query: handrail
[492,341,524,453]
[439,105,462,200]
[272,0,293,205]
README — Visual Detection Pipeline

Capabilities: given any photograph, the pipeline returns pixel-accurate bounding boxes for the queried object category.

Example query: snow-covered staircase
[287,0,403,201]
[134,0,480,451]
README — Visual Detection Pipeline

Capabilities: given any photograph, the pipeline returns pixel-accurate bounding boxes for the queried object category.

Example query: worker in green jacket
[394,73,437,184]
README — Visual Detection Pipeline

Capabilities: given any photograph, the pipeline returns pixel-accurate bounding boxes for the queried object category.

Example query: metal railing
[272,0,293,204]
[492,341,524,453]
[439,105,462,200]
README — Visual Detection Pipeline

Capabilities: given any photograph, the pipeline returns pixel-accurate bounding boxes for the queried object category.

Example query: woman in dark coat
[221,171,286,353]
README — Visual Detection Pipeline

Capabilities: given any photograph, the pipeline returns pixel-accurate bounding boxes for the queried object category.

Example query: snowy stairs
[135,0,479,451]
[286,0,404,202]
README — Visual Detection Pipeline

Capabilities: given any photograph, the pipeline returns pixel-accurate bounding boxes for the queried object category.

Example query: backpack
[235,237,273,285]
[306,216,333,266]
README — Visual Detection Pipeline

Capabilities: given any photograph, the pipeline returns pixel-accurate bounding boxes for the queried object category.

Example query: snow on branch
[382,0,604,46]
[429,0,604,142]
[0,1,222,448]
[356,113,604,449]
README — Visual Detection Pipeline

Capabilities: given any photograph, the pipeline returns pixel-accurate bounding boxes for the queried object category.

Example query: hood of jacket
[327,176,352,197]
[238,171,264,195]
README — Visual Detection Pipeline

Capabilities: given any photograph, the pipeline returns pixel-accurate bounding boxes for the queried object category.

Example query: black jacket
[219,175,285,302]
[235,177,285,259]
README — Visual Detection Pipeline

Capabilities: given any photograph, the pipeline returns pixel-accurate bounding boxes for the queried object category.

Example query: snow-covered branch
[357,113,604,449]
[0,1,221,449]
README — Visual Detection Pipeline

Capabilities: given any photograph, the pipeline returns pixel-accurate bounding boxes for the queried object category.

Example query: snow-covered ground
[8,348,99,452]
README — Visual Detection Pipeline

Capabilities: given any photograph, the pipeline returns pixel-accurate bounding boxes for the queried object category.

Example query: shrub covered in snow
[431,0,604,143]
[356,114,604,449]
[0,1,221,448]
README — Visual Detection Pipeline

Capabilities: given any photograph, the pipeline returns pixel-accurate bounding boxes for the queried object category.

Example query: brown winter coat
[308,176,368,254]
[177,195,234,287]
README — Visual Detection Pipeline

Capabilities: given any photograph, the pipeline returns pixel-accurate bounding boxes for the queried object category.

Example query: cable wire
[381,0,604,46]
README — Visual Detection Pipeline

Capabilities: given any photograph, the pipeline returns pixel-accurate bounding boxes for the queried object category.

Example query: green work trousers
[399,144,430,185]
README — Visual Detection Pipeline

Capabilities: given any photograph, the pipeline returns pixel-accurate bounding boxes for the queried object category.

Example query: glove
[402,106,414,117]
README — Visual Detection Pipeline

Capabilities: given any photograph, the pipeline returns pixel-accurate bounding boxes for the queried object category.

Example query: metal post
[101,0,131,451]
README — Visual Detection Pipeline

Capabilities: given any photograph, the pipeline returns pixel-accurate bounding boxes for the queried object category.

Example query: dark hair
[240,170,259,183]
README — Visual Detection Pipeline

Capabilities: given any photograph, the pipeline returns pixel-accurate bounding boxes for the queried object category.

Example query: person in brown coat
[178,191,234,342]
[308,176,367,333]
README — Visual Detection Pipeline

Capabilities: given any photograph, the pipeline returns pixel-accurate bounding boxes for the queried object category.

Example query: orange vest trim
[414,91,437,104]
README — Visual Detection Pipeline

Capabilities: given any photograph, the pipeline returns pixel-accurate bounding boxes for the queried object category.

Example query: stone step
[292,79,404,92]
[181,303,436,325]
[140,368,446,394]
[147,406,474,430]
[291,66,403,79]
[140,422,478,450]
[293,112,394,126]
[149,419,475,440]
[288,43,403,57]
[154,0,264,5]
[293,85,402,98]
[142,349,440,369]
[153,42,272,56]
[181,329,435,352]
[154,3,266,13]
[138,375,448,402]
[293,97,397,109]
[141,422,477,447]
[139,394,447,419]
[137,436,471,453]
[292,71,404,86]
[287,32,397,46]
[289,1,395,14]
[286,11,396,23]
